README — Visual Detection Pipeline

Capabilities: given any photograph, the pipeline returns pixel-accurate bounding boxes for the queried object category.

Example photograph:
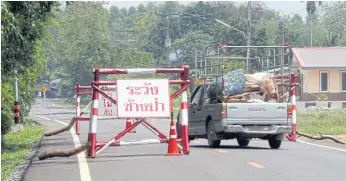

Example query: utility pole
[279,21,285,74]
[155,12,177,66]
[194,48,198,70]
[279,21,285,102]
[246,1,252,70]
[310,16,313,47]
[165,13,171,66]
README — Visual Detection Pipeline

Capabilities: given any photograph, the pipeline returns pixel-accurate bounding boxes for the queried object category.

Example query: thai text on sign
[99,87,117,117]
[116,79,170,118]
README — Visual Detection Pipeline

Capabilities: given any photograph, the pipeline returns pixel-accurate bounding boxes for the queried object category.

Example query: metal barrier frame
[87,65,190,158]
[74,84,118,135]
[273,73,299,142]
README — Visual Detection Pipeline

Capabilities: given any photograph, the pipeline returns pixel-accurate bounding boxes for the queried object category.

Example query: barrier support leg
[88,69,100,158]
[181,91,190,155]
[76,83,81,135]
[179,64,190,155]
[286,73,297,142]
[142,120,167,140]
[75,119,80,135]
[291,73,297,142]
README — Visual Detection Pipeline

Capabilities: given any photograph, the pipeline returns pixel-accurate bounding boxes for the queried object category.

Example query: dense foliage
[1,1,345,135]
[1,1,58,135]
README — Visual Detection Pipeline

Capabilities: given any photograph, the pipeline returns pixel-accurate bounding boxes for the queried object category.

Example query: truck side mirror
[187,97,191,103]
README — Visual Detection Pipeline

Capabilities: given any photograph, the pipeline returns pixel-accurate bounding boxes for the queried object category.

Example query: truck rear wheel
[237,138,250,147]
[207,120,221,148]
[268,137,282,149]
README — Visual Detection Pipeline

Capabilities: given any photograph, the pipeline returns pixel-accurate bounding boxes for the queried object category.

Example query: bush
[1,81,15,135]
[297,109,346,135]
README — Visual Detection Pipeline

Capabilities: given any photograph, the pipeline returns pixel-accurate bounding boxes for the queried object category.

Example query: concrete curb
[5,120,43,181]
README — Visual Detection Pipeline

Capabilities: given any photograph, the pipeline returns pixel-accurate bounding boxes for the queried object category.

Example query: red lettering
[135,87,141,95]
[104,108,112,116]
[126,83,161,96]
[102,91,113,108]
[125,99,134,111]
[101,91,115,116]
[123,98,165,113]
[126,86,134,95]
[150,86,159,95]
[143,86,150,95]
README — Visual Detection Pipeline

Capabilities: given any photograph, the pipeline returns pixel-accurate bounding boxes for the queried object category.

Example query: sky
[103,1,308,18]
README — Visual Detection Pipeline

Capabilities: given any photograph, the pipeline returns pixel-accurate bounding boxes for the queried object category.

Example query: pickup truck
[177,84,292,149]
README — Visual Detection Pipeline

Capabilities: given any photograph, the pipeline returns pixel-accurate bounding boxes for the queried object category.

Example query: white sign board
[116,79,170,118]
[99,89,117,117]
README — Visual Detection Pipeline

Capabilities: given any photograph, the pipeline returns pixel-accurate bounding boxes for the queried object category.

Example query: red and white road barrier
[75,84,81,135]
[97,138,170,147]
[74,84,130,135]
[274,73,299,142]
[289,73,297,141]
[88,80,99,158]
[180,91,189,154]
[88,65,190,158]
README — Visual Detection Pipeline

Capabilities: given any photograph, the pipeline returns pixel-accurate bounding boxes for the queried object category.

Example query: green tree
[51,2,111,96]
[1,1,58,135]
[173,30,213,63]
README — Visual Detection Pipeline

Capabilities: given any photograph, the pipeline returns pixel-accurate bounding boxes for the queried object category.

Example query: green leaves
[173,30,213,62]
[1,1,57,134]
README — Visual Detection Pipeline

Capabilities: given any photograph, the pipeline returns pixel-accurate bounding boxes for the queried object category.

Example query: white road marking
[34,115,92,181]
[297,140,346,153]
[35,115,50,120]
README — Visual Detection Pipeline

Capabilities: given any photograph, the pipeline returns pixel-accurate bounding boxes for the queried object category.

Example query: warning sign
[116,79,170,118]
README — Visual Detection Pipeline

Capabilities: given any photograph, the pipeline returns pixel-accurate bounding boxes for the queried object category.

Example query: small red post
[76,83,80,135]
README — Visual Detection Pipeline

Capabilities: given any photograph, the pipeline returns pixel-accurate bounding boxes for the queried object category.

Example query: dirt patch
[336,135,346,143]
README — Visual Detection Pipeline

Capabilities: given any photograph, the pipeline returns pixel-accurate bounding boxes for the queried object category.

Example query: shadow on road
[40,141,75,147]
[96,153,165,159]
[30,153,165,167]
[190,144,271,150]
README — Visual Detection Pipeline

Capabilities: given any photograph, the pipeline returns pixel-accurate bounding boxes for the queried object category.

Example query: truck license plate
[244,126,270,131]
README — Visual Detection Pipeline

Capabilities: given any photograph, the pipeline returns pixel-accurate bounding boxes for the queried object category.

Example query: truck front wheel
[207,120,221,148]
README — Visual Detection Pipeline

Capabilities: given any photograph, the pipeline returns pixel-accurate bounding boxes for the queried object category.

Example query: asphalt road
[24,99,346,181]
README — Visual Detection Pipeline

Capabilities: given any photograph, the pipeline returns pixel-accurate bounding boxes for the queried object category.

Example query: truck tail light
[287,105,292,117]
[221,103,227,118]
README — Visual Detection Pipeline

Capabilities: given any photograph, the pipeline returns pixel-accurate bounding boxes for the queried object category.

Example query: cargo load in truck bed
[208,69,279,104]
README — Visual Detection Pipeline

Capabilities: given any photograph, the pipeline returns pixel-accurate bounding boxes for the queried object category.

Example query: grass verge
[297,109,346,135]
[1,124,43,181]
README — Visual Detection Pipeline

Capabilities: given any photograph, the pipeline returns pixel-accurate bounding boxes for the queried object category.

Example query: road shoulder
[23,115,82,181]
[2,122,43,181]
[297,136,346,151]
